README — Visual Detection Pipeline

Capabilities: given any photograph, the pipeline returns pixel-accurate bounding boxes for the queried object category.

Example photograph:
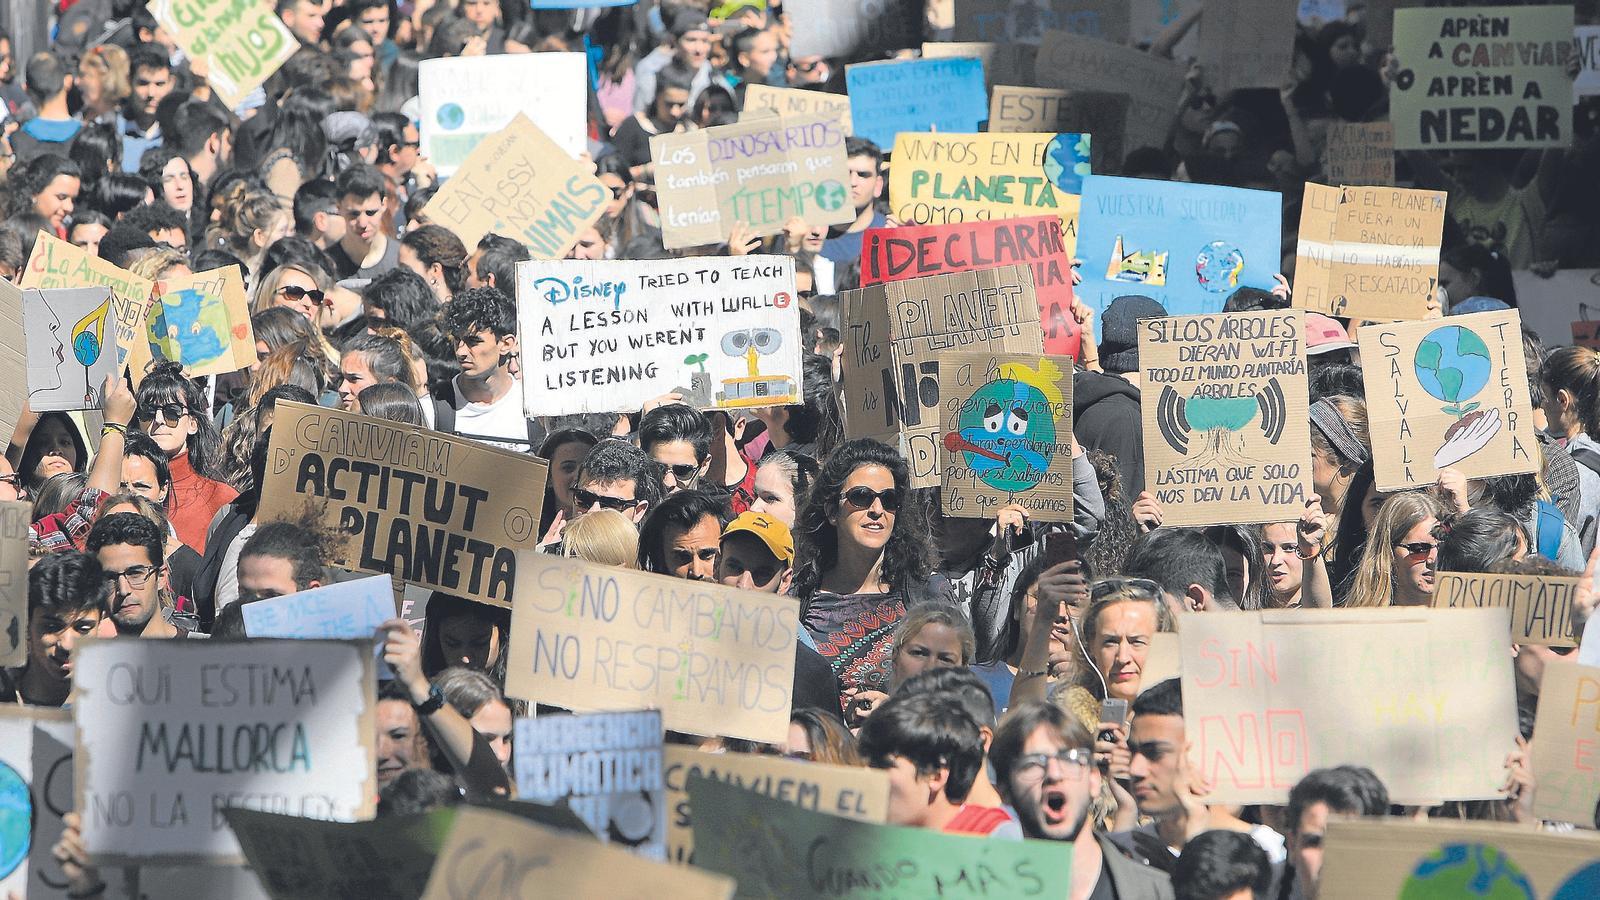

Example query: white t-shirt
[450,376,528,451]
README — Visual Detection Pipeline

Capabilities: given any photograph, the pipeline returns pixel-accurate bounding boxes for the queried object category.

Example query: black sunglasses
[574,487,635,512]
[138,402,188,427]
[663,462,700,483]
[1395,541,1438,558]
[279,284,328,306]
[840,486,898,512]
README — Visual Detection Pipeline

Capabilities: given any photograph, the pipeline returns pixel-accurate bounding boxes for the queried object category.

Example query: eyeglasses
[574,487,636,512]
[138,403,188,427]
[1395,541,1439,559]
[1012,748,1092,781]
[1090,577,1164,602]
[400,140,421,149]
[663,462,700,485]
[840,486,899,512]
[104,564,159,589]
[278,284,328,306]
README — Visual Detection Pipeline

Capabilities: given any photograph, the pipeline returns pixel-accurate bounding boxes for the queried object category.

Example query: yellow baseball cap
[721,511,794,565]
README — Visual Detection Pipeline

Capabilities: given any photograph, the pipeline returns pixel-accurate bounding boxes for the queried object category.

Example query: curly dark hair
[791,439,934,607]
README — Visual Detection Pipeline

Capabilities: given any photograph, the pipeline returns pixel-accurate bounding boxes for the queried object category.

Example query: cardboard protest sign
[1359,309,1537,490]
[887,132,1090,257]
[0,501,28,669]
[1580,25,1600,96]
[1576,319,1600,351]
[20,231,153,374]
[505,554,798,743]
[1318,818,1600,900]
[651,114,853,250]
[988,86,1070,133]
[844,58,988,150]
[1076,175,1282,335]
[515,256,800,416]
[241,573,400,676]
[741,84,852,133]
[786,0,923,61]
[937,352,1075,521]
[145,266,255,377]
[862,216,1077,356]
[513,710,664,859]
[1391,5,1575,150]
[224,807,456,900]
[420,806,735,900]
[1198,0,1296,94]
[1324,122,1396,185]
[1180,608,1518,804]
[0,279,23,442]
[256,402,548,608]
[664,747,889,864]
[689,775,1073,899]
[1431,571,1578,647]
[1529,661,1600,824]
[419,113,608,256]
[953,0,1131,45]
[988,87,1129,174]
[1035,29,1187,155]
[148,0,297,108]
[1292,183,1447,321]
[23,285,116,411]
[417,53,587,176]
[0,708,73,899]
[1139,310,1312,527]
[840,265,1045,488]
[73,638,376,864]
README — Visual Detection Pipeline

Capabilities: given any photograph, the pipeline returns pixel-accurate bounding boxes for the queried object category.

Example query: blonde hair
[216,183,288,260]
[890,603,975,666]
[127,246,190,282]
[562,510,639,568]
[1345,491,1449,608]
[1540,345,1600,437]
[79,45,131,104]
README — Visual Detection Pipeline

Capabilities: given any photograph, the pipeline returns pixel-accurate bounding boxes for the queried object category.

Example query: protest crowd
[5,0,1600,898]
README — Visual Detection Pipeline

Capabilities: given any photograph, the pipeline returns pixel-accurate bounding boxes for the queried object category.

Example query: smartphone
[1043,531,1080,568]
[1100,698,1129,729]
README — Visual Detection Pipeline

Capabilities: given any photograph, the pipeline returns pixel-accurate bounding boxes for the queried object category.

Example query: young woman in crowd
[1345,493,1450,608]
[749,449,818,529]
[134,361,237,553]
[537,428,600,538]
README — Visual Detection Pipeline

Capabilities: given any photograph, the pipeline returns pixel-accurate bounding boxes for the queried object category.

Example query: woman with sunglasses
[792,439,949,702]
[1345,492,1450,608]
[134,361,237,554]
[251,262,335,322]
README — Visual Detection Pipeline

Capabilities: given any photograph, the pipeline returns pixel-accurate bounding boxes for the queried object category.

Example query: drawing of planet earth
[1415,325,1491,411]
[436,102,465,131]
[0,760,30,880]
[1194,241,1244,293]
[1552,861,1600,899]
[1399,843,1534,899]
[1042,133,1091,194]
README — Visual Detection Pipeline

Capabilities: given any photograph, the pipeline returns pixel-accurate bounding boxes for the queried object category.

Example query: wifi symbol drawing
[1156,377,1289,458]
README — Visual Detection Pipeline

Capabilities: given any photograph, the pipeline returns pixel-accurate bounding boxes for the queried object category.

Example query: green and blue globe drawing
[1415,325,1491,417]
[436,102,465,131]
[1553,861,1600,899]
[1042,133,1091,194]
[955,377,1055,491]
[0,760,30,880]
[1194,241,1245,292]
[1399,843,1534,899]
[814,180,847,212]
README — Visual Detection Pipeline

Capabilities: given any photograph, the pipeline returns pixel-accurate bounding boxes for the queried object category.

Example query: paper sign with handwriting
[1139,311,1312,527]
[1530,661,1600,824]
[689,775,1072,899]
[74,639,376,864]
[1325,122,1396,185]
[652,114,853,250]
[1391,5,1575,149]
[0,708,72,899]
[664,747,888,864]
[845,58,988,150]
[515,256,799,416]
[240,574,398,640]
[1293,183,1446,321]
[146,266,255,377]
[1180,608,1518,804]
[1035,29,1187,155]
[24,286,115,412]
[0,501,31,669]
[505,554,798,744]
[1431,571,1578,647]
[224,807,456,900]
[741,84,852,133]
[419,113,607,256]
[1318,819,1600,900]
[513,710,664,859]
[888,132,1089,257]
[988,87,1128,173]
[256,401,547,608]
[938,352,1075,522]
[1359,309,1537,490]
[954,0,1131,45]
[862,216,1078,356]
[149,0,297,108]
[418,53,586,176]
[0,280,23,441]
[420,806,734,900]
[21,230,152,375]
[840,265,1045,489]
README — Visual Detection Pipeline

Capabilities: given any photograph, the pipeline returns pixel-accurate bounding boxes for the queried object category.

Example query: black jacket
[1074,370,1145,498]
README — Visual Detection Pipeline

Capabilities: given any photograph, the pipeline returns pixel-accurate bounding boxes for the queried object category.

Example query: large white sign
[418,54,587,176]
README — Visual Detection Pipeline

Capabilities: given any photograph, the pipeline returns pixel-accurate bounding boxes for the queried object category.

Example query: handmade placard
[19,231,152,373]
[1431,571,1578,647]
[741,84,853,133]
[1324,122,1396,185]
[24,285,115,411]
[0,708,73,898]
[1358,309,1537,490]
[515,256,800,416]
[1034,29,1187,154]
[513,710,664,859]
[256,401,548,608]
[937,352,1075,522]
[417,53,588,176]
[146,266,255,377]
[1319,819,1600,899]
[887,132,1089,256]
[504,554,798,744]
[0,501,29,668]
[843,57,988,150]
[1529,661,1600,825]
[148,0,297,108]
[1293,183,1446,321]
[1139,310,1312,527]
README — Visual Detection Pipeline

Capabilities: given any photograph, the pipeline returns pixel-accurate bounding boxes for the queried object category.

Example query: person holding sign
[439,287,532,450]
[0,551,108,705]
